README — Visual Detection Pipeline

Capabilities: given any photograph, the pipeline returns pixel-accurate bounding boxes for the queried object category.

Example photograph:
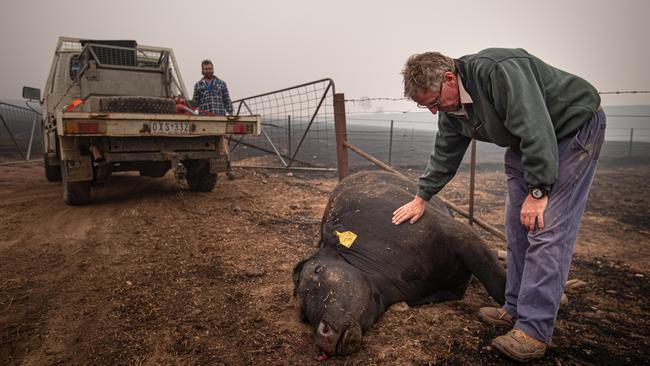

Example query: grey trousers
[503,109,606,343]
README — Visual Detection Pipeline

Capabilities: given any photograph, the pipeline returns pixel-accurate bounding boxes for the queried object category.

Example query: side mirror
[23,86,41,101]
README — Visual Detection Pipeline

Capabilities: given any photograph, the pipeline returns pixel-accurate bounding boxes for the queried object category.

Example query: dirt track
[1,162,649,365]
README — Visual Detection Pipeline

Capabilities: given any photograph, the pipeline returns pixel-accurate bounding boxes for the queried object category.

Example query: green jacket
[417,48,600,201]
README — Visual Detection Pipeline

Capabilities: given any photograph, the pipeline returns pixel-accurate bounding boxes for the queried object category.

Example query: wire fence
[228,79,337,170]
[0,101,42,164]
[342,90,650,166]
[1,90,648,169]
[342,117,650,174]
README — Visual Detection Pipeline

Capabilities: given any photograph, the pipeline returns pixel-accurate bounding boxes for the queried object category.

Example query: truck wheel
[186,166,217,192]
[44,154,62,182]
[61,165,91,205]
[99,97,176,114]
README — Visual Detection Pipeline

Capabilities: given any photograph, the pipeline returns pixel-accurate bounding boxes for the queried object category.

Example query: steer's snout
[315,320,340,355]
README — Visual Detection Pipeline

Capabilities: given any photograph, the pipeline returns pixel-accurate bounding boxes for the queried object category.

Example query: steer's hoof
[389,302,409,312]
[560,293,569,307]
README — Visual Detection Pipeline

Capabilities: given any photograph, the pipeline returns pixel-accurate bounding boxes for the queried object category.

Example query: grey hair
[401,52,455,100]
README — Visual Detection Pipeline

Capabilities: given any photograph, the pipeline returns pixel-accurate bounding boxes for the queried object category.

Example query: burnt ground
[0,159,649,365]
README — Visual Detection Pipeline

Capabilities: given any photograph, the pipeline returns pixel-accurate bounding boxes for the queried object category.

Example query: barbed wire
[345,97,407,103]
[598,90,650,95]
[345,90,650,104]
[607,115,650,118]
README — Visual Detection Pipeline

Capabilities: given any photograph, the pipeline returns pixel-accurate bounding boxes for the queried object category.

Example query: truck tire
[61,165,91,205]
[99,97,176,114]
[186,166,217,192]
[44,154,62,182]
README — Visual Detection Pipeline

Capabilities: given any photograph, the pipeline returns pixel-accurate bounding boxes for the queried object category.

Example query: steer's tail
[458,231,506,306]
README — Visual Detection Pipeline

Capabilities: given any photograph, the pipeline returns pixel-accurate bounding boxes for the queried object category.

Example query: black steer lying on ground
[293,171,506,357]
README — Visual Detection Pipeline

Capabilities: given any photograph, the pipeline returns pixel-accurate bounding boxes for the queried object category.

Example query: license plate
[150,121,191,134]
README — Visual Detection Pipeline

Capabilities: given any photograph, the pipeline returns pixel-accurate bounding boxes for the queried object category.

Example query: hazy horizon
[1,0,650,113]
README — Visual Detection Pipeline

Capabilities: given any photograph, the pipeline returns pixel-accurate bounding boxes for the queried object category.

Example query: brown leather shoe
[492,328,547,362]
[478,307,514,326]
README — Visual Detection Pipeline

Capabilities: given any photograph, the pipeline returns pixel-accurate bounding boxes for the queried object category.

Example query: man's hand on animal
[391,196,426,225]
[520,194,548,231]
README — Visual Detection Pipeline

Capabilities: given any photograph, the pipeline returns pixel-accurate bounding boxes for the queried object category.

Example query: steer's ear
[292,259,307,292]
[322,220,346,248]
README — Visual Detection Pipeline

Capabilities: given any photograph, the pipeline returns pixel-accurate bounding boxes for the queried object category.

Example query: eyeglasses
[416,83,444,109]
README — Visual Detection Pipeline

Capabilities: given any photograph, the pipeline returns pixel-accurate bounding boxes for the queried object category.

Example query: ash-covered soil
[1,161,648,365]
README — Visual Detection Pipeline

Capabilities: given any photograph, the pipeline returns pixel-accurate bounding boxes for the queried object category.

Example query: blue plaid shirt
[192,77,233,115]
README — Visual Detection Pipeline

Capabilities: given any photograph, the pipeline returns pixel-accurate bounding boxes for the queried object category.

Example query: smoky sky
[1,0,649,110]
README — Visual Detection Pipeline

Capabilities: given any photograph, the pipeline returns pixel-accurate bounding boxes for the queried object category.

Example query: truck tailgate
[56,112,261,137]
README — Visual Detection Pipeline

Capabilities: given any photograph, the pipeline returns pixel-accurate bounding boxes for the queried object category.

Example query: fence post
[287,115,292,156]
[26,113,39,161]
[388,120,394,166]
[469,139,477,226]
[629,128,634,158]
[334,93,349,181]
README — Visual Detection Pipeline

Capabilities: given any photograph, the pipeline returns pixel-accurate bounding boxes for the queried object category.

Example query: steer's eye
[314,265,323,274]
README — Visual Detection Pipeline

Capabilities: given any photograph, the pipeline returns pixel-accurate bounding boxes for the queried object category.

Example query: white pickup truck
[24,37,260,205]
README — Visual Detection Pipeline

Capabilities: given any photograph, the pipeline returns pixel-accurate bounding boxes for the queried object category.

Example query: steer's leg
[456,231,507,306]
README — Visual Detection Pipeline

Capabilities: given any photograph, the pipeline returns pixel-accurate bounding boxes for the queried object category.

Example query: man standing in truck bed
[192,59,233,116]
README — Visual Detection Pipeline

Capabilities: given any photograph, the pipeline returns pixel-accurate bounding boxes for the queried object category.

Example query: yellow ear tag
[335,231,357,248]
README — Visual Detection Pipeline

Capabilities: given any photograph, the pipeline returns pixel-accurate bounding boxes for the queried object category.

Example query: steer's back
[320,171,477,305]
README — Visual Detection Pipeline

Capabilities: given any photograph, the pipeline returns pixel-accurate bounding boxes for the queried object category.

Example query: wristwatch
[529,187,548,199]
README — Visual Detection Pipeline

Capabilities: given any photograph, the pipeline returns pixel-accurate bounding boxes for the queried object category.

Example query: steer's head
[293,255,378,356]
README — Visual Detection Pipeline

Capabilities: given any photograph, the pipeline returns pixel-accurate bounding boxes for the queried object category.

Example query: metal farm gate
[0,101,42,164]
[228,78,336,171]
